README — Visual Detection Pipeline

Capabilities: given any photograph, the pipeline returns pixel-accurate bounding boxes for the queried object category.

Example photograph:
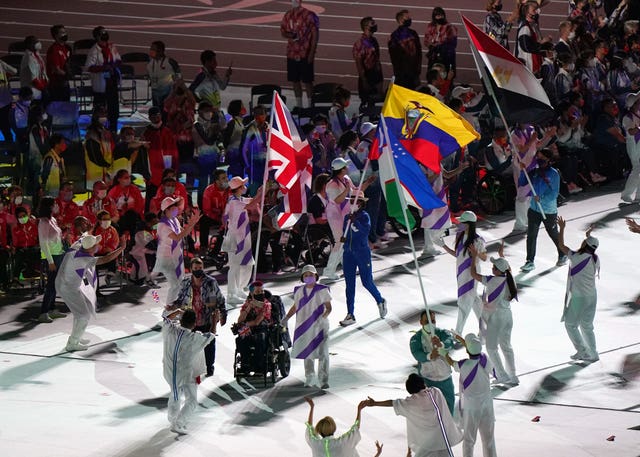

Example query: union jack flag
[267,92,313,229]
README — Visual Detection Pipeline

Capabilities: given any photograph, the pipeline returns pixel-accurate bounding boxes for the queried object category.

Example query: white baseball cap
[459,211,477,223]
[490,256,511,273]
[81,233,102,250]
[451,85,473,100]
[331,157,349,171]
[229,176,248,190]
[160,196,181,211]
[585,236,599,249]
[359,122,377,136]
[464,333,482,355]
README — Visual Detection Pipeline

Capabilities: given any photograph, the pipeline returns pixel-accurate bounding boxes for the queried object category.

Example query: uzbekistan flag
[377,84,479,173]
[462,15,555,126]
[267,92,313,229]
[377,115,445,228]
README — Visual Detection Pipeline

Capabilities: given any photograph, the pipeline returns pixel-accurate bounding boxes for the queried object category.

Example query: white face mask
[34,41,42,51]
[98,117,108,126]
[41,113,48,121]
[151,121,162,129]
[566,63,575,71]
[100,220,111,229]
[292,0,300,7]
[14,196,23,205]
[568,31,576,40]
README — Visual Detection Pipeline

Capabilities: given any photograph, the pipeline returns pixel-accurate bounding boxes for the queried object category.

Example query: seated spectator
[241,105,269,195]
[483,126,513,176]
[130,212,158,286]
[592,98,628,179]
[150,175,187,214]
[11,206,40,281]
[93,209,120,277]
[66,215,92,248]
[55,180,80,232]
[555,53,576,103]
[222,99,247,178]
[192,101,225,199]
[328,86,358,139]
[6,185,31,228]
[144,106,179,205]
[234,281,272,374]
[112,126,149,176]
[84,105,116,188]
[41,133,67,197]
[108,169,145,234]
[83,180,119,226]
[200,169,230,255]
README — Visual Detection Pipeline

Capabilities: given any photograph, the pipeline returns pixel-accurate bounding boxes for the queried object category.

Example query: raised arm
[364,396,393,408]
[304,396,314,425]
[556,216,570,255]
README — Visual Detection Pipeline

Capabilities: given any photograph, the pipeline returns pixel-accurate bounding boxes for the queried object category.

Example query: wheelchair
[232,291,291,387]
[475,168,516,215]
[9,247,45,295]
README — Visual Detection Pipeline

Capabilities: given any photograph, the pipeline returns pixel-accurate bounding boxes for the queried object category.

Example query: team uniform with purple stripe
[223,195,255,299]
[454,232,485,334]
[154,215,185,307]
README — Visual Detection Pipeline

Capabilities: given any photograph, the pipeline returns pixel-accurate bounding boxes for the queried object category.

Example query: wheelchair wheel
[388,207,421,238]
[304,226,333,268]
[477,172,509,215]
[233,350,243,382]
[278,351,291,378]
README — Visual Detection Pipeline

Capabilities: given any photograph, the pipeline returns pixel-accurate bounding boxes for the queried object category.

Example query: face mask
[59,34,68,42]
[100,32,110,42]
[422,323,435,334]
[315,125,326,134]
[240,107,247,117]
[14,196,23,205]
[568,31,575,40]
[18,216,28,224]
[151,121,162,129]
[436,18,446,25]
[34,42,42,51]
[566,63,575,71]
[303,275,316,285]
[62,191,73,202]
[164,186,175,195]
[97,191,107,199]
[152,223,158,230]
[175,88,185,96]
[612,107,620,116]
[42,113,48,121]
[253,293,264,301]
[192,269,205,278]
[494,3,503,11]
[52,204,60,215]
[98,117,108,126]
[440,71,447,79]
[536,158,548,168]
[201,112,213,121]
[169,208,179,218]
[291,0,300,7]
[369,24,378,34]
[529,13,539,22]
[403,18,412,27]
[219,181,229,190]
[121,178,131,186]
[100,220,111,229]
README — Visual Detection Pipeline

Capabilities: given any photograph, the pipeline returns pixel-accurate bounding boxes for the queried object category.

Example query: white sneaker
[377,299,387,318]
[506,376,520,386]
[520,261,535,272]
[79,338,91,345]
[421,247,443,258]
[324,273,341,280]
[339,314,356,326]
[38,313,53,323]
[227,295,245,305]
[512,224,527,233]
[570,352,587,360]
[171,424,188,435]
[49,310,67,319]
[65,342,89,352]
[556,255,568,266]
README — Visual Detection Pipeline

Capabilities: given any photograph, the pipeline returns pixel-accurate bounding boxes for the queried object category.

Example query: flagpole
[379,115,434,327]
[462,15,546,219]
[251,91,277,282]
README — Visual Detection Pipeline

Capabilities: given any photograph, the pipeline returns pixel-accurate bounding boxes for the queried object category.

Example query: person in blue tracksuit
[339,191,386,326]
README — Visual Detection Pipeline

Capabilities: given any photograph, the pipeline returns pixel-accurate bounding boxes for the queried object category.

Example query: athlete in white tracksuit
[162,309,213,434]
[447,333,497,457]
[557,216,600,362]
[469,243,519,385]
[442,211,486,335]
[421,171,451,257]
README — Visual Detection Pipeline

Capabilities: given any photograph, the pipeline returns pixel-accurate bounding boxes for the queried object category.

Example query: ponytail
[505,269,518,301]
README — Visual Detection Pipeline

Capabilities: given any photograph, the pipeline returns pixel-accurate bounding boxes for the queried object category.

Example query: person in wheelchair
[200,169,230,259]
[130,212,158,286]
[483,126,513,177]
[11,206,40,281]
[233,281,272,374]
[93,209,121,280]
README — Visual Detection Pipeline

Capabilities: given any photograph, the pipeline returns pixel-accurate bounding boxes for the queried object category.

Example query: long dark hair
[38,196,56,219]
[505,269,518,301]
[455,221,477,255]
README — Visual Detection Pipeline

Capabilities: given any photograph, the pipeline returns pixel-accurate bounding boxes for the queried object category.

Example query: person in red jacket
[200,169,230,254]
[93,209,121,277]
[55,181,80,232]
[46,24,71,102]
[82,180,119,226]
[143,106,179,208]
[149,175,188,215]
[108,169,145,234]
[11,206,40,281]
[66,215,92,247]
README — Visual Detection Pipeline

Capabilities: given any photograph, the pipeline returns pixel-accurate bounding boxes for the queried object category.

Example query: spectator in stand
[113,126,149,176]
[10,87,32,150]
[108,169,145,234]
[40,133,67,197]
[424,7,458,72]
[130,212,158,286]
[193,101,226,200]
[189,50,231,110]
[280,0,319,108]
[84,105,115,188]
[11,206,39,286]
[571,16,594,59]
[25,104,49,197]
[68,216,92,247]
[6,185,31,228]
[20,35,48,102]
[539,42,558,106]
[86,26,121,132]
[144,106,179,206]
[485,0,513,50]
[484,126,513,176]
[578,48,607,127]
[0,58,17,141]
[37,196,67,323]
[515,1,550,75]
[607,54,636,109]
[200,169,230,255]
[328,86,358,140]
[555,53,576,104]
[93,209,121,279]
[164,79,196,178]
[593,98,627,179]
[389,9,422,89]
[150,172,189,214]
[55,181,80,233]
[241,105,269,195]
[423,67,450,102]
[570,0,597,34]
[147,41,181,112]
[310,114,337,176]
[222,99,247,178]
[307,173,331,227]
[82,180,119,226]
[623,34,640,78]
[621,92,640,203]
[353,17,384,107]
[555,21,575,61]
[46,24,71,102]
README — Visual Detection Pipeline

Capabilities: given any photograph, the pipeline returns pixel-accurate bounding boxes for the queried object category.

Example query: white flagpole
[341,159,371,239]
[463,17,546,219]
[251,91,277,282]
[379,115,433,326]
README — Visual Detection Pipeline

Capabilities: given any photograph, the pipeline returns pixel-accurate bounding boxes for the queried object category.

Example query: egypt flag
[267,92,313,229]
[377,115,445,228]
[462,15,555,126]
[377,84,479,174]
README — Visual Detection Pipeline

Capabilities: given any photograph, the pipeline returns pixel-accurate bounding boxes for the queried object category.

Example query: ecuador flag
[376,84,479,173]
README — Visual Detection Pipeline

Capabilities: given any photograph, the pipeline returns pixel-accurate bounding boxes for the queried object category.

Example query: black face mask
[536,158,548,168]
[369,24,378,34]
[436,18,447,25]
[100,32,109,42]
[253,293,264,301]
[403,19,412,28]
[59,34,69,42]
[192,269,205,278]
[494,4,503,11]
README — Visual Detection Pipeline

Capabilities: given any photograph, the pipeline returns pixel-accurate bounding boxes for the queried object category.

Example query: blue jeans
[343,247,383,316]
